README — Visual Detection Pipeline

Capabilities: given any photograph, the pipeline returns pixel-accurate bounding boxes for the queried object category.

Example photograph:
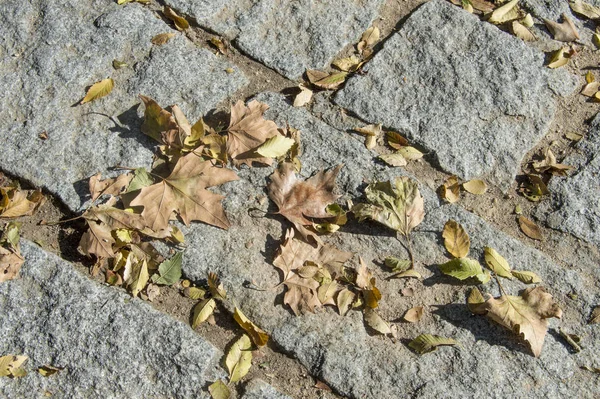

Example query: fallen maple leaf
[130,152,239,232]
[268,162,342,243]
[89,173,133,201]
[0,185,44,218]
[479,286,562,357]
[226,100,280,166]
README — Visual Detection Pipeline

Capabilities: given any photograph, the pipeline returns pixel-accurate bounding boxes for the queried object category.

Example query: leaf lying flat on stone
[487,0,520,24]
[511,270,541,284]
[439,175,461,203]
[385,257,411,273]
[403,306,424,323]
[38,365,62,377]
[151,251,182,286]
[0,185,45,218]
[363,308,394,336]
[81,78,114,104]
[306,70,348,90]
[548,48,571,69]
[442,220,470,258]
[226,334,252,383]
[569,0,600,19]
[0,223,24,282]
[89,173,133,201]
[512,21,536,41]
[151,32,176,46]
[332,55,362,72]
[544,14,580,42]
[256,135,295,158]
[336,288,355,316]
[518,215,543,241]
[208,380,231,399]
[581,81,600,97]
[163,6,189,31]
[462,179,487,194]
[483,246,513,278]
[531,149,573,176]
[480,286,562,357]
[408,334,458,354]
[293,85,313,107]
[439,258,489,283]
[233,307,269,347]
[589,306,600,324]
[467,287,487,315]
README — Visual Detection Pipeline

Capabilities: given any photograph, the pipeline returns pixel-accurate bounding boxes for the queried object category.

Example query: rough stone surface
[335,0,577,191]
[0,241,223,398]
[179,92,600,398]
[536,114,600,247]
[522,0,600,20]
[242,379,291,399]
[163,0,385,79]
[0,0,247,212]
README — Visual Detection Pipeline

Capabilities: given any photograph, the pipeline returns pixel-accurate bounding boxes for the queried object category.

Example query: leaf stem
[399,233,416,270]
[493,273,508,297]
[43,214,84,226]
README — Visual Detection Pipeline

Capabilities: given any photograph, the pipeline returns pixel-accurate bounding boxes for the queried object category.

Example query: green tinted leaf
[151,252,183,285]
[483,246,513,278]
[384,257,411,273]
[208,379,231,399]
[439,258,483,281]
[511,270,542,284]
[408,334,458,354]
[192,298,216,328]
[226,334,252,383]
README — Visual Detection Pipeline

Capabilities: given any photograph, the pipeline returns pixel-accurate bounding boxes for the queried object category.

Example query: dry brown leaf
[442,220,470,258]
[233,307,269,347]
[163,6,189,31]
[0,245,24,283]
[293,85,313,107]
[151,32,176,45]
[480,286,562,357]
[306,70,348,90]
[130,152,239,232]
[531,149,573,176]
[570,0,600,19]
[386,131,409,149]
[589,306,600,324]
[488,0,521,24]
[209,37,228,54]
[268,162,342,243]
[79,220,115,258]
[462,179,488,195]
[544,14,580,42]
[403,306,424,323]
[356,257,382,309]
[357,26,380,54]
[511,21,536,41]
[518,216,543,241]
[273,229,352,315]
[226,100,281,166]
[336,288,355,316]
[439,175,461,203]
[355,124,382,149]
[89,173,133,201]
[0,186,45,218]
[581,81,600,97]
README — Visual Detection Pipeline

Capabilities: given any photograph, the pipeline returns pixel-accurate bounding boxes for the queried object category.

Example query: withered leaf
[544,14,580,42]
[81,78,114,104]
[89,173,133,201]
[356,257,382,309]
[439,175,461,203]
[37,365,62,377]
[163,6,189,31]
[208,380,231,399]
[0,245,24,283]
[130,152,239,232]
[0,186,45,218]
[589,306,600,324]
[139,95,179,144]
[353,177,425,238]
[192,298,217,328]
[79,220,115,259]
[518,216,543,241]
[581,81,599,97]
[379,153,407,167]
[488,0,520,24]
[511,21,536,41]
[532,149,573,176]
[226,100,281,166]
[209,37,228,54]
[462,179,488,195]
[403,306,424,323]
[208,271,227,300]
[547,47,571,69]
[225,334,252,383]
[442,220,470,258]
[384,257,411,273]
[306,70,348,90]
[363,308,394,336]
[467,287,487,315]
[268,162,342,243]
[479,286,562,357]
[511,270,542,284]
[336,288,355,316]
[233,307,269,347]
[408,334,458,354]
[386,131,409,149]
[293,85,313,107]
[127,258,149,298]
[332,55,362,72]
[483,246,513,279]
[0,355,28,378]
[184,286,206,300]
[570,0,600,19]
[151,32,176,46]
[256,135,295,158]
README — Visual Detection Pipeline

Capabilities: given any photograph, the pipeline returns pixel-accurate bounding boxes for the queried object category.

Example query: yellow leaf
[163,6,189,31]
[518,215,543,241]
[520,13,534,27]
[379,152,407,167]
[483,246,513,278]
[233,307,269,347]
[511,270,542,284]
[151,32,176,46]
[589,306,600,324]
[192,298,216,328]
[81,78,114,104]
[208,271,227,300]
[439,175,461,203]
[396,146,424,161]
[208,380,231,399]
[548,48,570,69]
[38,365,62,377]
[0,355,28,378]
[129,259,149,297]
[363,308,393,336]
[225,334,252,383]
[293,85,313,107]
[256,135,295,158]
[511,21,536,41]
[570,0,600,19]
[360,26,380,47]
[332,55,362,72]
[306,70,348,90]
[467,287,487,315]
[442,220,470,258]
[462,179,488,194]
[593,33,600,48]
[488,0,521,24]
[585,71,595,83]
[336,288,355,316]
[581,81,600,97]
[408,334,458,354]
[403,306,424,323]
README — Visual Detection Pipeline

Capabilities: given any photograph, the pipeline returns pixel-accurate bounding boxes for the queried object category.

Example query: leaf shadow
[432,303,532,357]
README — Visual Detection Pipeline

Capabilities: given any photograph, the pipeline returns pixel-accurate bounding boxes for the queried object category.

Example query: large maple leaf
[226,100,281,166]
[268,162,342,243]
[273,229,352,315]
[130,153,238,232]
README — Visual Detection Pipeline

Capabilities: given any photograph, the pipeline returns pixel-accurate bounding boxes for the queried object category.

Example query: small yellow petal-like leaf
[384,257,411,273]
[38,365,62,377]
[442,220,470,258]
[518,216,543,241]
[184,286,206,300]
[391,269,422,279]
[332,55,362,72]
[360,26,380,47]
[483,246,513,278]
[521,13,534,27]
[151,32,176,46]
[585,71,595,84]
[192,298,216,328]
[208,272,227,300]
[593,33,600,48]
[233,307,269,347]
[403,306,424,323]
[548,47,570,69]
[293,85,313,107]
[408,334,458,354]
[81,78,114,104]
[363,308,393,335]
[397,146,424,161]
[379,152,407,167]
[164,6,189,31]
[512,21,536,41]
[462,179,488,194]
[488,0,520,24]
[336,288,355,316]
[225,334,252,383]
[208,380,231,399]
[511,270,542,284]
[256,135,295,158]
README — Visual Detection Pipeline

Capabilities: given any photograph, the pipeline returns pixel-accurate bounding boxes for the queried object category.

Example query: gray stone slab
[522,0,600,20]
[242,378,291,399]
[0,0,247,212]
[0,241,223,398]
[536,114,600,247]
[334,0,577,191]
[164,0,385,79]
[178,92,600,398]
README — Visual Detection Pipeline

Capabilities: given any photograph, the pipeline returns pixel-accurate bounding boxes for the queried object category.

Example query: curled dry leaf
[589,306,600,324]
[439,175,461,203]
[512,21,536,41]
[363,308,395,337]
[89,173,133,201]
[386,131,409,149]
[488,0,521,24]
[356,257,382,309]
[570,0,600,19]
[79,220,115,259]
[462,179,488,195]
[532,149,573,176]
[521,13,534,27]
[192,298,217,328]
[151,32,176,46]
[226,100,281,166]
[478,286,562,357]
[544,14,580,42]
[130,152,239,232]
[81,78,114,104]
[293,85,313,107]
[548,47,571,69]
[354,124,382,150]
[357,26,380,54]
[208,271,227,300]
[225,334,252,383]
[306,69,348,90]
[511,270,542,284]
[233,307,269,347]
[518,215,543,241]
[268,162,342,243]
[0,355,28,378]
[163,6,189,31]
[467,287,487,315]
[442,220,470,258]
[332,55,362,72]
[113,59,128,70]
[483,246,513,278]
[379,153,407,167]
[38,365,62,377]
[209,37,228,54]
[403,306,424,323]
[184,286,206,300]
[385,257,411,274]
[336,288,355,316]
[0,223,24,282]
[0,185,45,218]
[408,334,458,354]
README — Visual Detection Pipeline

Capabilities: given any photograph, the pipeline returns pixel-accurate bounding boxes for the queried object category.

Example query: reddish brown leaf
[518,216,543,241]
[89,173,133,201]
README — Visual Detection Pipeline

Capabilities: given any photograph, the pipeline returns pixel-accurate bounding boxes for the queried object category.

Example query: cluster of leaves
[293,25,381,107]
[519,148,573,204]
[0,354,64,381]
[438,175,488,203]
